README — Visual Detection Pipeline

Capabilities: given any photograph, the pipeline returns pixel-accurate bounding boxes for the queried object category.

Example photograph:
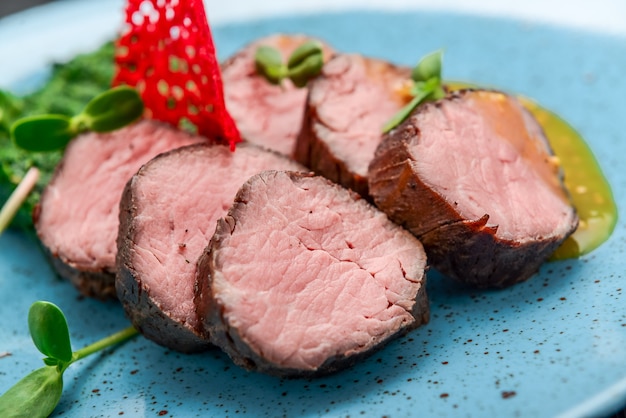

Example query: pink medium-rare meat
[116,144,305,353]
[222,34,334,157]
[196,170,429,377]
[294,54,410,197]
[34,120,201,299]
[368,89,579,288]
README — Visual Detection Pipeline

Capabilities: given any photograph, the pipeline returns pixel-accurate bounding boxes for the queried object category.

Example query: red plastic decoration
[113,0,241,150]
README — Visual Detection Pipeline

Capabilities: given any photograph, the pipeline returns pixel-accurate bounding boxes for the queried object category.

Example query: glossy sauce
[521,99,617,259]
[446,83,617,259]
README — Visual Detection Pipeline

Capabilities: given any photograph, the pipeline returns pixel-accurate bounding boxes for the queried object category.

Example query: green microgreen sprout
[382,49,446,133]
[0,301,138,418]
[0,166,39,236]
[10,85,144,152]
[255,40,324,88]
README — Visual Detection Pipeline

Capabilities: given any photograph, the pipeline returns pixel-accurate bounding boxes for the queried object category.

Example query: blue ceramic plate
[1,1,625,417]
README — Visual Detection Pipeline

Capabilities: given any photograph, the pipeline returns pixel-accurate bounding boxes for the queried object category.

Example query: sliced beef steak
[196,171,428,376]
[294,54,410,197]
[222,34,334,157]
[34,120,200,299]
[116,144,305,353]
[368,89,579,288]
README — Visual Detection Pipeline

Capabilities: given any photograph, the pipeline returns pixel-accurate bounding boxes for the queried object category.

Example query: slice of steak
[222,34,334,157]
[34,120,201,299]
[294,54,410,197]
[196,171,428,376]
[368,89,579,288]
[116,144,305,353]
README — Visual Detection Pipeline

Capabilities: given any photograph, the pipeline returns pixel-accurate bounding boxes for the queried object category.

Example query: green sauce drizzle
[446,82,617,259]
[521,99,617,259]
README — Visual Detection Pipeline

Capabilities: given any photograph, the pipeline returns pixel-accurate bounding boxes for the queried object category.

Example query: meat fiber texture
[34,120,201,299]
[368,89,579,288]
[222,34,334,157]
[116,144,305,353]
[294,53,411,197]
[196,171,429,377]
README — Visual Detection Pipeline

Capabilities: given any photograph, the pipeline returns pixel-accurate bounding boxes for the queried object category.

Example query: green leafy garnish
[382,50,446,133]
[28,301,73,364]
[11,86,144,152]
[0,366,63,418]
[411,49,443,83]
[81,86,144,131]
[0,301,138,418]
[0,90,23,135]
[255,46,285,84]
[255,40,324,87]
[286,42,325,87]
[11,116,74,152]
[0,41,115,232]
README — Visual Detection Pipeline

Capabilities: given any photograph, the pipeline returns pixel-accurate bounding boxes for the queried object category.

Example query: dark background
[1,2,625,418]
[0,0,52,17]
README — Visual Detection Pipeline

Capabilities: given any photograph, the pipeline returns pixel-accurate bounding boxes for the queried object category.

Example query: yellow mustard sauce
[445,82,617,259]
